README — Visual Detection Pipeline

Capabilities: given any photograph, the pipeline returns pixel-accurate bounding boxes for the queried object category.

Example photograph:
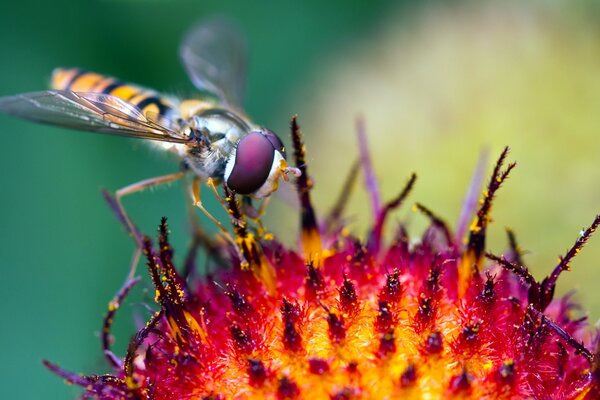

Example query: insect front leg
[189,176,248,265]
[190,176,231,235]
[183,187,228,279]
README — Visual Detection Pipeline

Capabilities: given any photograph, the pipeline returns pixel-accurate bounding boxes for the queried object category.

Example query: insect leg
[115,171,186,242]
[189,177,248,264]
[190,177,231,234]
[182,190,226,279]
[206,178,247,228]
[114,171,186,276]
[205,177,229,210]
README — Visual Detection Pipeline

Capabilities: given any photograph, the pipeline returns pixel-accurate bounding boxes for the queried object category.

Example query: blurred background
[0,1,599,398]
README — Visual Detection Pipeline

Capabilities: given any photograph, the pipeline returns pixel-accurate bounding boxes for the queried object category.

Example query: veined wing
[0,90,189,143]
[179,17,248,107]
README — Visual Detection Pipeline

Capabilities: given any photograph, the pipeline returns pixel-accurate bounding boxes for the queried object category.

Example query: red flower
[46,117,599,399]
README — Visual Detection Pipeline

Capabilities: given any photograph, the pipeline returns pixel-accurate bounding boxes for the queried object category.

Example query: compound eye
[226,132,275,195]
[263,129,286,157]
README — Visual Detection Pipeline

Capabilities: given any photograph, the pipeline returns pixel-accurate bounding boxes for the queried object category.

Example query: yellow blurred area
[287,3,600,319]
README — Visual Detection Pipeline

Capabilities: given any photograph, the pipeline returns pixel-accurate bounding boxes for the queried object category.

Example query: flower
[45,117,599,399]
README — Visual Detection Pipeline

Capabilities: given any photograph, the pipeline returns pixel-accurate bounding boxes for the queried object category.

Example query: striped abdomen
[52,68,176,118]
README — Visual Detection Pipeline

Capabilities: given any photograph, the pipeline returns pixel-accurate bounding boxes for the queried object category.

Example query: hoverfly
[0,19,300,243]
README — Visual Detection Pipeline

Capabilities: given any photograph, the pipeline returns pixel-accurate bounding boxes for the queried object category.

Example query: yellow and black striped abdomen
[51,68,176,118]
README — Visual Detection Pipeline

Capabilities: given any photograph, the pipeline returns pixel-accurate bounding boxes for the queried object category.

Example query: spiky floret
[46,118,599,399]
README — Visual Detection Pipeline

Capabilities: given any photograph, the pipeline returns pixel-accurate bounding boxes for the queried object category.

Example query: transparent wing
[179,17,248,107]
[0,90,189,143]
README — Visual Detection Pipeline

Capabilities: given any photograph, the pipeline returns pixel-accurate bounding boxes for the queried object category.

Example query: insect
[0,18,300,245]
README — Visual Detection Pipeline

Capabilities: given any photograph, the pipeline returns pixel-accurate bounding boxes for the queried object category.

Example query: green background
[0,1,598,399]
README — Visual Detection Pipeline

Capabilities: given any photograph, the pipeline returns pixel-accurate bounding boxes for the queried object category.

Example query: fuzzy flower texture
[47,117,600,399]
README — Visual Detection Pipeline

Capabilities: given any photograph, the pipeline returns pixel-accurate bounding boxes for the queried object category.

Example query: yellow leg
[189,177,247,264]
[206,178,229,210]
[190,177,232,235]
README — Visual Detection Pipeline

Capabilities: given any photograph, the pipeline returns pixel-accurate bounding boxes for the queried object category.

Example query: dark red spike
[226,285,255,321]
[425,263,442,295]
[376,300,394,333]
[477,272,496,305]
[43,362,130,398]
[557,342,568,380]
[327,311,346,344]
[461,320,482,344]
[142,236,191,338]
[43,359,102,387]
[384,172,417,208]
[588,345,600,399]
[486,253,540,306]
[282,319,303,352]
[338,275,358,315]
[223,187,277,292]
[414,202,454,246]
[281,298,303,352]
[330,388,355,400]
[291,115,322,258]
[308,358,330,375]
[247,359,267,388]
[349,238,368,266]
[467,147,516,265]
[223,185,247,236]
[418,296,434,319]
[528,305,594,365]
[143,237,170,305]
[158,217,187,300]
[102,277,141,370]
[378,330,396,357]
[380,270,402,304]
[449,369,473,394]
[456,149,490,243]
[540,214,600,311]
[202,394,223,400]
[281,298,301,323]
[424,331,444,354]
[124,309,164,387]
[414,295,436,333]
[223,187,254,265]
[505,228,525,267]
[158,217,173,263]
[305,263,325,300]
[346,362,358,374]
[230,325,255,354]
[277,376,300,400]
[400,363,417,387]
[497,360,516,385]
[369,173,417,254]
[143,233,191,339]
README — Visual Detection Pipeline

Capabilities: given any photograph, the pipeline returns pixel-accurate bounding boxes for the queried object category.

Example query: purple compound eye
[226,131,276,195]
[263,129,286,157]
